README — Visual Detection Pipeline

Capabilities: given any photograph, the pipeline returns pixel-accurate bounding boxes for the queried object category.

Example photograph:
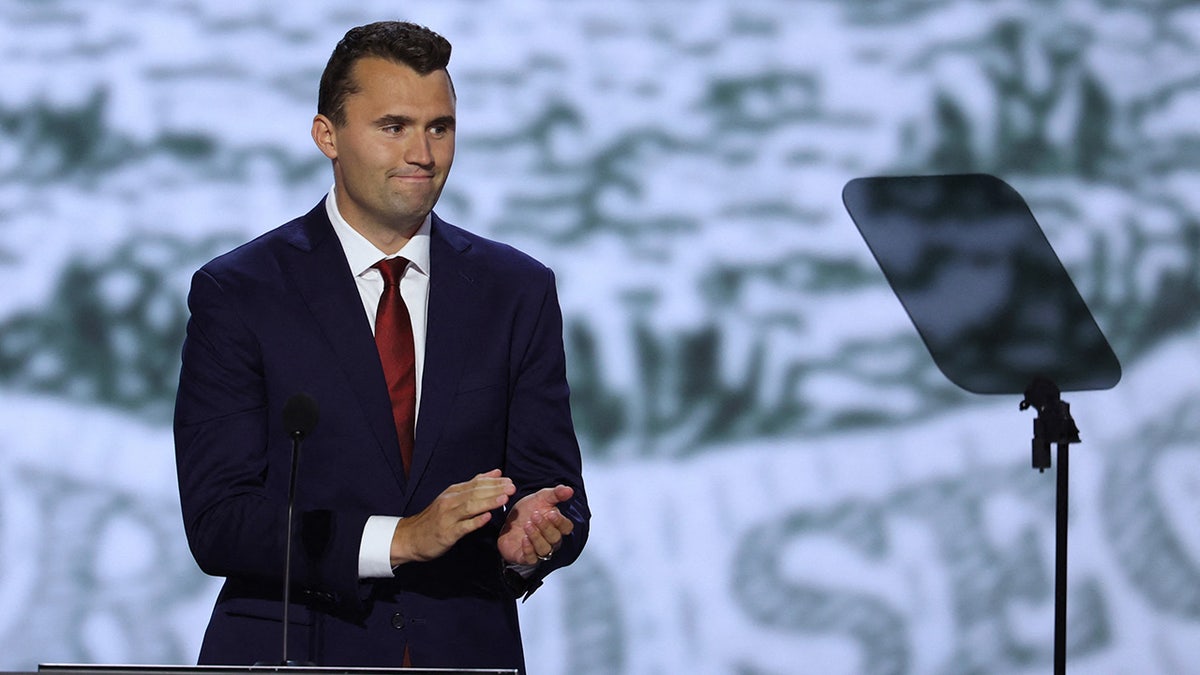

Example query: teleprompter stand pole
[1019,377,1080,675]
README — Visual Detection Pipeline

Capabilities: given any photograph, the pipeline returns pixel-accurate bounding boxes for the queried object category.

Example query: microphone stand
[254,393,320,667]
[1020,377,1080,675]
[254,423,310,667]
[255,393,318,667]
[280,426,305,666]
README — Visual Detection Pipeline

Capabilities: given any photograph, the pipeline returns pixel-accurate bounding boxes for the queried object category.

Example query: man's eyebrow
[374,114,456,128]
[374,114,415,126]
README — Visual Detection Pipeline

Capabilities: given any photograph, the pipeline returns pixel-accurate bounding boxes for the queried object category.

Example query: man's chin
[379,196,435,223]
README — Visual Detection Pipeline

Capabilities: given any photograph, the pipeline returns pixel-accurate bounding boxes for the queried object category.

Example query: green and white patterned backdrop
[2,1,1200,673]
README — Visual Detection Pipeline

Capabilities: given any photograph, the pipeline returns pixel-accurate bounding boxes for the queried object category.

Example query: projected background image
[2,1,1200,673]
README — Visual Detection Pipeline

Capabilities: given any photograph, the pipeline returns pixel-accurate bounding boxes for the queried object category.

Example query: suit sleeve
[173,267,367,607]
[503,266,590,594]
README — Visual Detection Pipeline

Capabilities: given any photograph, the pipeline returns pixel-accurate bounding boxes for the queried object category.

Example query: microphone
[283,392,320,440]
[279,393,318,666]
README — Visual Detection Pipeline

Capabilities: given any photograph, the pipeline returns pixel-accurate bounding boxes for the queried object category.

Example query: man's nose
[404,133,433,166]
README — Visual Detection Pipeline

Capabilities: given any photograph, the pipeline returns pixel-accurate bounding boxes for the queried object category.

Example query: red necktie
[373,257,416,475]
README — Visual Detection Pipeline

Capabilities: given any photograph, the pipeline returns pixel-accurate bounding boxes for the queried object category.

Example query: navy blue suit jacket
[173,201,589,671]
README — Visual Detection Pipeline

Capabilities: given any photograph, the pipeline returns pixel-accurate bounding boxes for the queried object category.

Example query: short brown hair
[318,21,452,127]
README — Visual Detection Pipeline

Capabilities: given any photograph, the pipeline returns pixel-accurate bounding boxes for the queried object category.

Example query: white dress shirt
[325,187,431,578]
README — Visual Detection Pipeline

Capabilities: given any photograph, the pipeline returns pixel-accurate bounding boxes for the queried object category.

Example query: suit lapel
[404,215,476,509]
[281,202,409,490]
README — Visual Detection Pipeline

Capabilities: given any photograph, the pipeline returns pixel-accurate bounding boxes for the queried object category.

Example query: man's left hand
[497,485,575,566]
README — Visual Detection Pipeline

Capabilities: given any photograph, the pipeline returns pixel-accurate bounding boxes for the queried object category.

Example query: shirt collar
[325,185,432,278]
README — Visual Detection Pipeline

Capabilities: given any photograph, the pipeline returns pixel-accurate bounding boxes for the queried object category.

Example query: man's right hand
[390,469,515,567]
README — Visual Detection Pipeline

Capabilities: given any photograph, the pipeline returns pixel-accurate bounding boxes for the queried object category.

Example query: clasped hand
[390,469,574,567]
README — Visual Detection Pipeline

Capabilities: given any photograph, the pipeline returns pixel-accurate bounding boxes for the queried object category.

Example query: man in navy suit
[173,21,589,673]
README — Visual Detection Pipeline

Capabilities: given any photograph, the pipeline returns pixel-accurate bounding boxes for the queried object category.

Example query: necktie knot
[374,257,409,287]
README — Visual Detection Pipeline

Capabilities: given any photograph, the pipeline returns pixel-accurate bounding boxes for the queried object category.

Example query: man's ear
[311,114,338,160]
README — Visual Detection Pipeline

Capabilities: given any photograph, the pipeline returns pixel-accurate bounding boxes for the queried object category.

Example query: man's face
[313,57,456,244]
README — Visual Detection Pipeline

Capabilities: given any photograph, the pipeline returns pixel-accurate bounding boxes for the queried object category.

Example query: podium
[38,666,516,675]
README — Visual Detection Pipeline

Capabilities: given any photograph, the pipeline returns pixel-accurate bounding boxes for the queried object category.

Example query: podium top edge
[38,665,517,675]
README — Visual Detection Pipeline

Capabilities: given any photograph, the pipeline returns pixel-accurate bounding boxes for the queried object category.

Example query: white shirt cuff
[358,515,402,578]
[507,562,539,579]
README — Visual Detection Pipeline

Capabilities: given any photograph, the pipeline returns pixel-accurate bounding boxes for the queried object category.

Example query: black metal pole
[1021,378,1078,675]
[282,432,302,665]
[1054,441,1068,675]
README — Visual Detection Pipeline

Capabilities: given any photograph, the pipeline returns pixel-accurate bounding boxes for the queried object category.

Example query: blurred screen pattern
[2,2,1199,673]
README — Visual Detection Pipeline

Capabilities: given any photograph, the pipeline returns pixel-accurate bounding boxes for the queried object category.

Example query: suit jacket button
[391,612,405,630]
